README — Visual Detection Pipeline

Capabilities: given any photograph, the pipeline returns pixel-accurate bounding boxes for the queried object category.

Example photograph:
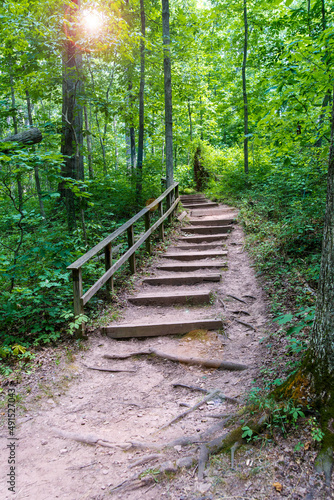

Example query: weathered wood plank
[142,274,221,286]
[128,290,212,306]
[103,318,224,338]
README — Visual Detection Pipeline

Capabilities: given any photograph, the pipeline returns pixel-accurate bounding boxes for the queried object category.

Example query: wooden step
[104,318,224,338]
[182,226,231,235]
[180,196,206,201]
[183,202,219,209]
[191,209,235,217]
[163,251,227,261]
[188,219,235,226]
[169,244,225,251]
[143,274,221,286]
[128,290,212,306]
[157,262,227,272]
[179,235,228,243]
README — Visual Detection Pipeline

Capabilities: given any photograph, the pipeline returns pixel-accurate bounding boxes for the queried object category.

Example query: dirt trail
[1,196,272,499]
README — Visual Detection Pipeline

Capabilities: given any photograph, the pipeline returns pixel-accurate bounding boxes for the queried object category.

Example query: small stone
[60,448,68,454]
[41,440,48,446]
[102,470,109,475]
[176,456,194,469]
[160,461,177,473]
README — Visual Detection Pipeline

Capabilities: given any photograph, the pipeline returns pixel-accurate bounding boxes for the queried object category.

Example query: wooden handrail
[67,182,180,334]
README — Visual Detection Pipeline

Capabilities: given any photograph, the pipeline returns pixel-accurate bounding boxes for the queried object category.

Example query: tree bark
[311,86,334,375]
[59,0,84,231]
[84,106,94,179]
[1,128,43,147]
[162,0,174,188]
[136,0,146,204]
[187,98,193,142]
[25,90,46,219]
[242,0,249,175]
[9,75,23,204]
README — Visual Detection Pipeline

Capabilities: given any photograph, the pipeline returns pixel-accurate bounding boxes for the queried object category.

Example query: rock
[160,461,177,473]
[41,440,48,446]
[176,456,194,469]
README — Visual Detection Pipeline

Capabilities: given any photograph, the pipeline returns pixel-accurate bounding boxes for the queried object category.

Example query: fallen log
[1,128,43,150]
[104,348,249,371]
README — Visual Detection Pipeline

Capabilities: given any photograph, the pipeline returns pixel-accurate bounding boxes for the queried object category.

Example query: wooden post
[145,211,151,254]
[174,184,179,215]
[159,201,165,241]
[127,225,136,274]
[72,268,84,337]
[104,242,114,294]
[167,192,172,223]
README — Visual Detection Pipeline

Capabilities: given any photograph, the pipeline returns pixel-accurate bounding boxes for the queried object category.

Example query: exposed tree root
[104,348,248,371]
[85,365,136,373]
[128,454,161,469]
[233,318,256,331]
[158,389,220,431]
[197,412,268,479]
[172,382,240,404]
[52,427,122,448]
[226,294,247,304]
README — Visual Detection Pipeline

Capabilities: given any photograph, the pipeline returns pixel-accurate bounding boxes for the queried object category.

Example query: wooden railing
[67,182,179,333]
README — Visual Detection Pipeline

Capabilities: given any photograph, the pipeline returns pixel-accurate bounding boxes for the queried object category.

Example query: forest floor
[0,199,332,499]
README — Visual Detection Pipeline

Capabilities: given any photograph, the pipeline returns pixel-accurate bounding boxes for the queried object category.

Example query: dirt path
[1,196,276,499]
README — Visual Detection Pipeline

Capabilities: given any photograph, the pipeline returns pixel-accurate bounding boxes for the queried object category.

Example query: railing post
[145,211,151,254]
[158,201,164,241]
[167,191,172,223]
[104,242,114,294]
[127,224,136,274]
[72,268,84,337]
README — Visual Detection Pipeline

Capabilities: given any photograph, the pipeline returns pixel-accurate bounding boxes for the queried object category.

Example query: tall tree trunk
[315,0,330,148]
[187,98,193,142]
[199,96,204,141]
[26,90,46,219]
[59,0,84,231]
[311,86,334,375]
[162,0,174,188]
[10,75,23,205]
[242,0,249,175]
[84,105,94,179]
[113,116,118,169]
[136,0,146,204]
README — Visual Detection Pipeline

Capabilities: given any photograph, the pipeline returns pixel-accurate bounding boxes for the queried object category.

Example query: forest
[1,0,334,485]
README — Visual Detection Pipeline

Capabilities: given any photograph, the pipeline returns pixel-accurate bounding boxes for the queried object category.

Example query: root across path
[2,195,287,499]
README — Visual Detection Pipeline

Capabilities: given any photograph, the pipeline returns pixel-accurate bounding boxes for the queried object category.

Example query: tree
[242,0,249,175]
[162,0,174,188]
[59,0,84,231]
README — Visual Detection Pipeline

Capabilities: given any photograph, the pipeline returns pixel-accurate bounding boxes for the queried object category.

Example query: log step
[142,274,221,286]
[188,219,235,226]
[180,235,228,243]
[183,202,219,209]
[182,226,231,235]
[128,290,212,306]
[163,251,227,261]
[157,262,227,272]
[104,318,223,338]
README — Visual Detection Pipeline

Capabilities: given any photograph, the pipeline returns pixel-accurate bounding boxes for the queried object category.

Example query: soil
[0,198,332,499]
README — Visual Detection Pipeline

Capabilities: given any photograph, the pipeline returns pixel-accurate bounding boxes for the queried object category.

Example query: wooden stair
[103,193,231,339]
